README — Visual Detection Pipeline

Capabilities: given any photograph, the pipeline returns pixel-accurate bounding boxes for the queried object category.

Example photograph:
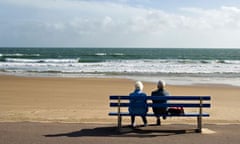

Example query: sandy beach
[0,75,239,124]
[1,75,240,144]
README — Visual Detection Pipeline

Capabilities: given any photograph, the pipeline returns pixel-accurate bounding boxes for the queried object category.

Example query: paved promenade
[1,122,240,144]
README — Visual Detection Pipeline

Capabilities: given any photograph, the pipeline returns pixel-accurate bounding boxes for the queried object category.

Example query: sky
[1,0,240,48]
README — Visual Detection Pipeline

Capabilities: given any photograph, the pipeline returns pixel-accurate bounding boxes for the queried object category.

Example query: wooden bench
[109,96,211,133]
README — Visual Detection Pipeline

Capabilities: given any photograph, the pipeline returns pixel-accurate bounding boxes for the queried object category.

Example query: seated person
[128,81,148,127]
[151,80,170,125]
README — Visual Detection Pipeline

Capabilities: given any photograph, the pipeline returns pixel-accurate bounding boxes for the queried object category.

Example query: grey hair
[158,80,166,88]
[135,81,144,91]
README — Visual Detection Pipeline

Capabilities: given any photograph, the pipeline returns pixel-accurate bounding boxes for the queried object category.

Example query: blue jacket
[128,90,148,115]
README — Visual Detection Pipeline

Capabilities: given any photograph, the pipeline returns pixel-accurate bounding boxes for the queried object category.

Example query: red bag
[167,107,184,115]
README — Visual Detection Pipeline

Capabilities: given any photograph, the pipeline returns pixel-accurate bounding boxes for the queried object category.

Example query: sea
[0,47,240,86]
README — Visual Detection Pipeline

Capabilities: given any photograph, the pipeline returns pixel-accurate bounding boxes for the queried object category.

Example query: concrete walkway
[0,122,239,144]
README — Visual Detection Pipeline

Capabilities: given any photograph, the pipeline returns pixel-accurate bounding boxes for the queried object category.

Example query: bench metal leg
[197,116,202,133]
[117,115,122,130]
[197,97,203,133]
[117,96,122,131]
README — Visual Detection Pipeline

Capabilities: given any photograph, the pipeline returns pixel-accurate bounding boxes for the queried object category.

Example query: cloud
[1,0,84,9]
[180,6,240,29]
[0,0,240,48]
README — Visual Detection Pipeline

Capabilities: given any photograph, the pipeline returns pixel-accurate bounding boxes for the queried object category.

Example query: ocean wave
[2,53,40,57]
[176,59,198,64]
[95,53,107,56]
[112,53,125,56]
[5,58,79,63]
[5,53,24,57]
[1,58,240,76]
[78,59,104,63]
[200,60,211,64]
[94,53,125,56]
[5,58,38,63]
[2,58,240,65]
[216,60,240,64]
[172,59,240,64]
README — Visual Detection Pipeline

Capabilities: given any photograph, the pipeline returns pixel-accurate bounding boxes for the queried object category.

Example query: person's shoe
[131,123,136,128]
[156,119,161,125]
[144,123,148,127]
[163,116,166,120]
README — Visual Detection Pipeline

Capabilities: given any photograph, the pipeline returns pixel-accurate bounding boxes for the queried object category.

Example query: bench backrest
[110,96,211,108]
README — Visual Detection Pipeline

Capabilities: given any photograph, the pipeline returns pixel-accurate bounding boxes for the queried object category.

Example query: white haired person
[128,81,148,128]
[151,80,170,125]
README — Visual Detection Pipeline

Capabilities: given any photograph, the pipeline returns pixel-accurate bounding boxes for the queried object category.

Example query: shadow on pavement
[45,124,197,138]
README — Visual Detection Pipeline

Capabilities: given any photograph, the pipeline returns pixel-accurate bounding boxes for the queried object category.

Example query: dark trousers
[131,115,147,125]
[153,108,167,124]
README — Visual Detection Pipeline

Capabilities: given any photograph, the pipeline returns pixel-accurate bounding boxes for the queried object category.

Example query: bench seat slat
[109,112,210,117]
[110,103,211,108]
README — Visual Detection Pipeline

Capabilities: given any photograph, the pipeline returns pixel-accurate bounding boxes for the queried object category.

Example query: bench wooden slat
[110,103,211,108]
[150,103,211,108]
[149,96,211,101]
[110,96,211,100]
[109,112,210,117]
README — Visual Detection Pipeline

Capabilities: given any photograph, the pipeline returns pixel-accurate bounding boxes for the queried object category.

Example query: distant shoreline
[1,72,240,87]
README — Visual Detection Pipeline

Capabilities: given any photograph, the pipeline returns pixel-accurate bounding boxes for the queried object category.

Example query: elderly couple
[129,80,169,128]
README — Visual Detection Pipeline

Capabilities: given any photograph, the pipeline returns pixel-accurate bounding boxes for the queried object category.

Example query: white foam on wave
[6,53,24,57]
[112,53,124,56]
[2,59,240,74]
[3,53,40,57]
[5,58,40,63]
[223,60,240,64]
[43,59,79,63]
[95,53,107,56]
[1,59,240,86]
[5,58,79,63]
[1,59,240,73]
